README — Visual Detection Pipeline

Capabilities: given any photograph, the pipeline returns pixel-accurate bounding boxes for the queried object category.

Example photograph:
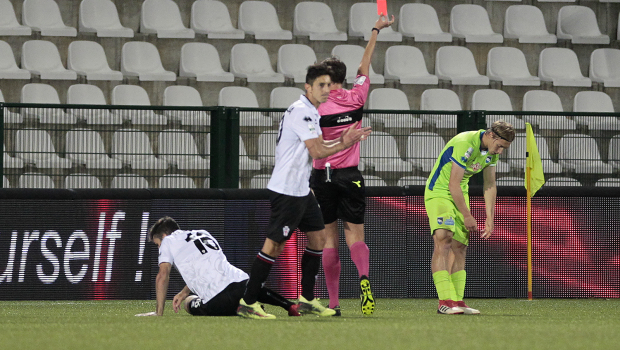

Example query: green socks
[432,270,451,300]
[450,270,466,301]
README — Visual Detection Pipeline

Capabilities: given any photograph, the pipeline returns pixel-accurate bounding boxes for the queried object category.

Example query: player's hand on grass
[480,218,494,239]
[375,14,395,30]
[135,311,157,317]
[464,215,478,233]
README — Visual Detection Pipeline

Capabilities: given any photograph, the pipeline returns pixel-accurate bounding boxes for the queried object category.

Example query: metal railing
[2,104,619,189]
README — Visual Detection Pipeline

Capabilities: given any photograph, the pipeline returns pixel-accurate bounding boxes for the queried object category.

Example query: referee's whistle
[326,163,332,182]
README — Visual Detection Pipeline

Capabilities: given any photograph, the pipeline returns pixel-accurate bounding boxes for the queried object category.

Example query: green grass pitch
[1,298,619,350]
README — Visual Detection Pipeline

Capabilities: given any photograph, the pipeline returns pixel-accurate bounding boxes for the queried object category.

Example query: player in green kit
[425,120,515,314]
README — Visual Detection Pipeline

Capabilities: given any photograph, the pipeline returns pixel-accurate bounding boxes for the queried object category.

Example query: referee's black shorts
[310,166,366,225]
[187,280,247,316]
[265,190,325,243]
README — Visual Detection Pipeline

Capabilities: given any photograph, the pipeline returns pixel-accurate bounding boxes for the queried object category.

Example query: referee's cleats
[456,301,480,315]
[237,298,276,319]
[360,276,375,315]
[437,300,464,315]
[333,305,342,317]
[297,296,336,317]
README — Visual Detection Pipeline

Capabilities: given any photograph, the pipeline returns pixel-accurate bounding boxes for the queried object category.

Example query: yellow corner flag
[525,123,545,196]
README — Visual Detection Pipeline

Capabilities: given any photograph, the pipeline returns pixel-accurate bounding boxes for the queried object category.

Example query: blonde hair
[489,120,515,142]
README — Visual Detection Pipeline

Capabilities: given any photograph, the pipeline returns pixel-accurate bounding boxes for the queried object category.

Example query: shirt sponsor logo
[282,226,290,237]
[308,123,316,134]
[445,218,455,225]
[461,147,473,163]
[354,76,367,85]
[337,116,352,123]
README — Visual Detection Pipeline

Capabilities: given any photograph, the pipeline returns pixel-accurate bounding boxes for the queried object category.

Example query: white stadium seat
[68,41,123,81]
[4,144,24,169]
[420,89,460,129]
[121,41,176,81]
[487,47,541,86]
[111,174,149,189]
[15,128,72,169]
[158,174,197,189]
[496,176,524,187]
[294,2,346,41]
[609,135,620,171]
[384,45,438,85]
[22,40,77,80]
[331,45,384,84]
[140,0,195,38]
[407,132,446,172]
[522,90,577,130]
[112,129,167,170]
[67,84,122,125]
[249,174,271,189]
[504,5,556,44]
[111,85,167,125]
[159,129,209,170]
[230,43,284,83]
[0,90,22,123]
[506,133,562,174]
[257,131,278,169]
[360,131,412,173]
[399,3,451,42]
[19,172,55,189]
[349,3,402,42]
[163,85,210,126]
[368,88,422,129]
[471,89,526,129]
[557,6,609,44]
[397,176,428,186]
[270,87,304,109]
[363,175,387,187]
[219,86,259,108]
[435,46,489,85]
[538,48,592,87]
[573,91,620,130]
[21,83,77,124]
[277,44,318,84]
[238,136,261,171]
[450,4,503,43]
[589,49,620,88]
[238,1,292,40]
[545,177,581,187]
[558,134,613,174]
[79,0,133,37]
[65,128,122,169]
[3,175,9,188]
[179,42,234,82]
[0,0,31,36]
[191,0,244,39]
[595,178,620,187]
[65,174,102,189]
[22,0,77,36]
[0,40,30,79]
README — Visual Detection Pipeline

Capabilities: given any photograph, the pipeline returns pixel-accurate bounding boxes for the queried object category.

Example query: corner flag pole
[526,165,533,301]
[525,123,545,301]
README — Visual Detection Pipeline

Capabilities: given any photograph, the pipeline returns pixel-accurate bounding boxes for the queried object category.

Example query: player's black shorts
[310,166,366,225]
[187,280,247,316]
[265,190,325,243]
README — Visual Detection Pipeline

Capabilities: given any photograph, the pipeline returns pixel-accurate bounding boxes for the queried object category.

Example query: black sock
[243,251,275,305]
[258,287,294,311]
[301,247,322,301]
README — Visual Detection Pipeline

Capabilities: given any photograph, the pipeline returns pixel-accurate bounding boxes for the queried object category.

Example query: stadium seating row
[1,1,618,44]
[6,82,619,132]
[5,127,619,175]
[3,38,620,89]
[6,171,619,189]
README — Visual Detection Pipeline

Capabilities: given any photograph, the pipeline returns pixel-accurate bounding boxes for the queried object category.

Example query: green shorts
[425,197,469,246]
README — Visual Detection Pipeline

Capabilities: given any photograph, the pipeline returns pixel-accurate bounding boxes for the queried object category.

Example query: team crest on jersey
[471,163,481,171]
[485,156,492,164]
[437,217,443,224]
[282,226,290,237]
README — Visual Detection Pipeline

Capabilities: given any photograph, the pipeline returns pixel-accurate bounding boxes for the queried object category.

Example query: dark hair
[305,62,331,85]
[148,216,180,242]
[489,120,516,142]
[321,56,347,84]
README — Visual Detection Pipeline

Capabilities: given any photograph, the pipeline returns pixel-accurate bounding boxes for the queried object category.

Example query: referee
[237,63,372,319]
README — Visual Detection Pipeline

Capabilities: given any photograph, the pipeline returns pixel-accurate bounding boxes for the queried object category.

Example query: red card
[377,0,387,17]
